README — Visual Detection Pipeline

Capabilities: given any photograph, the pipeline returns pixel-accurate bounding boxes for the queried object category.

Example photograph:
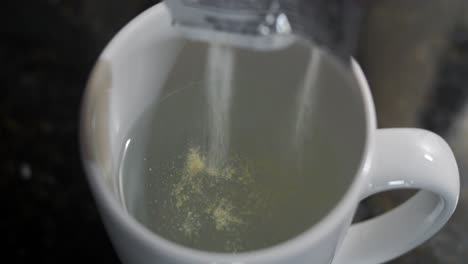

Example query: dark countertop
[1,0,150,262]
[2,0,467,263]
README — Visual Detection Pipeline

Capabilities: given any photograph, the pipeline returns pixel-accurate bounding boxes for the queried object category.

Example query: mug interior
[81,3,369,255]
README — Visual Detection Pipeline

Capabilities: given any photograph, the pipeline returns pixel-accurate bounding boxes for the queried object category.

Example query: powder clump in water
[170,146,264,251]
[186,147,206,176]
[209,198,243,231]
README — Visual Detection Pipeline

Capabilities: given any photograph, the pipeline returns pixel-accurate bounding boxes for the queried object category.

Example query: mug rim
[81,3,377,262]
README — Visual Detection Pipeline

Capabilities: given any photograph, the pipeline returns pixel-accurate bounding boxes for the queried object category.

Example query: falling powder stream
[205,44,235,170]
[294,48,322,149]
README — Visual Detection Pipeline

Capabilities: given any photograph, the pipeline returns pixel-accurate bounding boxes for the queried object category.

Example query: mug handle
[333,128,459,264]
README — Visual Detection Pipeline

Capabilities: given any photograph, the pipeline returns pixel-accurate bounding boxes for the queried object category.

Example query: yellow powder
[171,146,258,242]
[186,148,206,176]
[178,211,200,238]
[206,166,235,180]
[211,199,243,231]
[206,166,220,177]
[221,166,236,180]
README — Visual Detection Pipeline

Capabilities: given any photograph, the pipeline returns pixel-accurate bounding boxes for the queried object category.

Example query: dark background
[2,0,467,263]
[2,1,155,262]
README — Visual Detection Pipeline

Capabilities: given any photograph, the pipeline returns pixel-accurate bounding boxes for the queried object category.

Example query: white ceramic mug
[80,3,460,264]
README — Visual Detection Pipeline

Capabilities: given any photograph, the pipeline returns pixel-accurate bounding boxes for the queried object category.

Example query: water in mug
[120,41,350,253]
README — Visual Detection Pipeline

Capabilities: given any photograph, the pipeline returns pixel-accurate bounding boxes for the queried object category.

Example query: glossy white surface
[334,128,459,264]
[80,3,460,264]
